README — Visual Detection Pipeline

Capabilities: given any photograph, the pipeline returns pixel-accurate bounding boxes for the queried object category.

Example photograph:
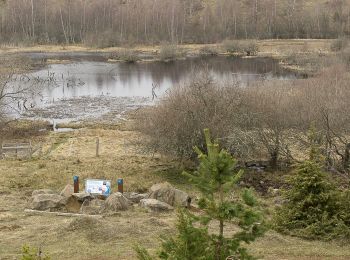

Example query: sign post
[117,178,123,193]
[73,176,79,193]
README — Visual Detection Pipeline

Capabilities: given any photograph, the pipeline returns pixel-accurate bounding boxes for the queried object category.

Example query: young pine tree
[183,128,266,260]
[274,129,350,240]
[135,129,266,260]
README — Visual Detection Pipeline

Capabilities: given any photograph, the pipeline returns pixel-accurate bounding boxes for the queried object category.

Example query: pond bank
[0,39,334,74]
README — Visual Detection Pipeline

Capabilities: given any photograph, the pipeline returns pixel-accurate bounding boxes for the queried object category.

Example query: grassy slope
[0,128,349,259]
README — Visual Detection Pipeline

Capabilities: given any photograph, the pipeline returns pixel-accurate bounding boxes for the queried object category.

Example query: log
[24,209,103,218]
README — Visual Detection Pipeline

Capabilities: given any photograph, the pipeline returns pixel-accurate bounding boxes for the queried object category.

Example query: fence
[1,141,33,159]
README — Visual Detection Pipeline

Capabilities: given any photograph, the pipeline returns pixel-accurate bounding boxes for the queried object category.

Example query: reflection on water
[21,56,295,106]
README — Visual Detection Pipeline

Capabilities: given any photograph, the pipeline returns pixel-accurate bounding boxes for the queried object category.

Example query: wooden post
[117,178,123,193]
[73,176,79,193]
[96,137,100,157]
[29,141,32,159]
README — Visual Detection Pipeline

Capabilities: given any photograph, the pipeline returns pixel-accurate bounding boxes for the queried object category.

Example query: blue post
[117,178,123,193]
[73,176,79,193]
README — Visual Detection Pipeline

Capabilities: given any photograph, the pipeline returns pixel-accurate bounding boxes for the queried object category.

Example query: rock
[65,192,93,213]
[148,182,190,207]
[174,189,191,207]
[32,189,55,197]
[139,199,174,212]
[60,184,74,198]
[80,199,105,215]
[65,196,84,213]
[102,192,130,212]
[72,192,93,202]
[31,194,66,211]
[124,192,147,204]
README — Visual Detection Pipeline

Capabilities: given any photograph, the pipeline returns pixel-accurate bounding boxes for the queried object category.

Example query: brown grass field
[0,39,348,259]
[0,127,350,259]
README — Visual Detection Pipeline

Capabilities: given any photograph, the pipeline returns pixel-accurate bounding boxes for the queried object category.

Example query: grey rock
[60,184,74,198]
[31,194,66,211]
[124,192,147,204]
[148,182,190,207]
[102,192,130,212]
[174,189,190,207]
[32,189,55,197]
[139,199,174,212]
[72,192,93,202]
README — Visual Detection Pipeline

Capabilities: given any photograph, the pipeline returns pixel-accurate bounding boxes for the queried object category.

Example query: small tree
[136,129,266,260]
[274,129,350,240]
[183,129,265,259]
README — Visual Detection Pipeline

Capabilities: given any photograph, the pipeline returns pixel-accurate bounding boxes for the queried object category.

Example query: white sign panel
[85,179,111,196]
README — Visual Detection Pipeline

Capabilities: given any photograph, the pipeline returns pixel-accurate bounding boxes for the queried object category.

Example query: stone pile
[29,182,190,215]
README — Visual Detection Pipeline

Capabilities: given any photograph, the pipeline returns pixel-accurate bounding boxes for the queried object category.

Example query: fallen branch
[24,209,103,218]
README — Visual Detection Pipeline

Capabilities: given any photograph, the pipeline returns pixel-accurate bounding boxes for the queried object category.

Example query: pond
[15,55,296,123]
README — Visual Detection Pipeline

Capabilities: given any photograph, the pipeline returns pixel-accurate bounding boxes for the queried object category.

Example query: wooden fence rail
[1,141,32,159]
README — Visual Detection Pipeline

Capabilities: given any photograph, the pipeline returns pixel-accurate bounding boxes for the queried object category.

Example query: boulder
[80,199,105,215]
[32,189,55,197]
[148,182,190,207]
[124,192,148,204]
[174,189,191,207]
[102,192,130,212]
[65,196,84,213]
[139,199,174,212]
[72,192,93,202]
[65,192,93,213]
[31,194,66,211]
[60,184,74,198]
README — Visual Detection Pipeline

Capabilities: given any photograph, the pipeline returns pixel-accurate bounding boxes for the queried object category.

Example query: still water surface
[26,56,294,105]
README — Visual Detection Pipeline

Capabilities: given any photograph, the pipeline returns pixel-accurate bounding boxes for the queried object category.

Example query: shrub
[222,40,258,56]
[134,72,240,159]
[159,209,213,260]
[199,45,219,56]
[111,49,139,62]
[21,245,50,260]
[159,44,179,61]
[273,136,350,240]
[222,40,242,54]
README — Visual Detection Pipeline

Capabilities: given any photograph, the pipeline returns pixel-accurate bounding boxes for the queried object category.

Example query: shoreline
[0,39,334,75]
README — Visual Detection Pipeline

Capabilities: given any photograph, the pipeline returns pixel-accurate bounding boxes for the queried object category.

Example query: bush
[110,49,139,62]
[222,40,258,56]
[331,37,349,52]
[159,44,179,61]
[134,72,240,158]
[273,138,350,240]
[21,245,50,260]
[199,45,219,56]
[222,40,242,54]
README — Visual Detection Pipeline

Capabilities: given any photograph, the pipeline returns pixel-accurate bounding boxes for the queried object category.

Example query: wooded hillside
[0,0,349,46]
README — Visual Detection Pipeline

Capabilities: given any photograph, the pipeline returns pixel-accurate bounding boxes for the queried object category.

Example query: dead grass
[0,39,333,57]
[0,128,350,259]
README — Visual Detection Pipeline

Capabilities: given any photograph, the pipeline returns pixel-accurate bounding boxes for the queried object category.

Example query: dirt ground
[0,127,350,259]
